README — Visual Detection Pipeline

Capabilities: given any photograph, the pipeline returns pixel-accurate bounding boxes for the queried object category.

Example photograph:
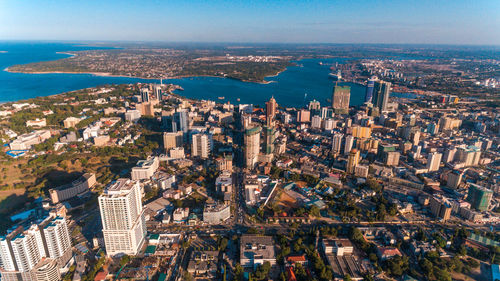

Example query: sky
[1,0,499,45]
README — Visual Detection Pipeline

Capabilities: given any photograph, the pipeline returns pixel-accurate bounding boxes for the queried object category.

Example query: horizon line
[0,39,499,48]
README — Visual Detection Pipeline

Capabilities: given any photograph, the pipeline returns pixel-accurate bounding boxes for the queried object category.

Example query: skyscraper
[263,126,276,155]
[344,135,355,156]
[372,81,391,112]
[140,88,150,103]
[99,179,146,256]
[365,77,376,103]
[244,126,261,169]
[191,133,212,159]
[332,85,350,114]
[447,170,463,189]
[162,110,189,133]
[153,84,162,100]
[0,215,72,280]
[265,96,277,126]
[467,184,493,211]
[347,149,360,174]
[426,152,442,172]
[332,133,343,154]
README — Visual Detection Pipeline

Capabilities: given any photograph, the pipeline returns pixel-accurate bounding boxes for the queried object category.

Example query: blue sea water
[0,42,412,107]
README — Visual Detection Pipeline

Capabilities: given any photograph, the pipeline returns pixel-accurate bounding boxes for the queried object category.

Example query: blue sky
[1,0,499,44]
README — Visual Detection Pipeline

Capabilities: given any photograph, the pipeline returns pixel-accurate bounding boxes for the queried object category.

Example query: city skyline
[1,0,499,45]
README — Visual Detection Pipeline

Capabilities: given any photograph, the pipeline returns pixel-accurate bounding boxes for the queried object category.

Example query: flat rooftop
[104,178,137,195]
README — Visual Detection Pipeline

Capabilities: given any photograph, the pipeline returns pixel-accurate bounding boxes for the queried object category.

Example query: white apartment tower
[43,217,71,261]
[244,126,261,169]
[191,133,211,159]
[99,179,146,256]
[344,135,355,156]
[332,133,343,154]
[0,216,72,281]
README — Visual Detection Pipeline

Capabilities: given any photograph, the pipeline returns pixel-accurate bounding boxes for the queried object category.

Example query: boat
[218,96,225,100]
[237,98,240,102]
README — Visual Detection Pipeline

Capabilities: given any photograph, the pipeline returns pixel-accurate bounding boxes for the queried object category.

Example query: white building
[131,157,159,180]
[311,115,322,130]
[332,133,343,154]
[191,133,212,159]
[0,216,72,281]
[98,179,146,256]
[344,135,354,156]
[124,109,141,122]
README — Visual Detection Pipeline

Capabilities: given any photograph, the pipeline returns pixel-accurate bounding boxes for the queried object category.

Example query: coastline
[4,68,287,84]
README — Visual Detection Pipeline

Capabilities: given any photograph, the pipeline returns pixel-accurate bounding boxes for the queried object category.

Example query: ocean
[0,42,411,107]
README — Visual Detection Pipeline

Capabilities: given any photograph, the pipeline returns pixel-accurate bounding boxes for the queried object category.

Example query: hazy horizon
[1,0,499,45]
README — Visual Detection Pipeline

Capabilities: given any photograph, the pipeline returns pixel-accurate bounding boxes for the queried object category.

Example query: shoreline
[4,68,287,84]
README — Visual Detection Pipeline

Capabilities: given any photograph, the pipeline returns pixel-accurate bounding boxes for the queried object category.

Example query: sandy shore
[4,68,285,84]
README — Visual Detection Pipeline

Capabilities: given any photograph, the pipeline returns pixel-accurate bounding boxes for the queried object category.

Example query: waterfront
[0,42,411,107]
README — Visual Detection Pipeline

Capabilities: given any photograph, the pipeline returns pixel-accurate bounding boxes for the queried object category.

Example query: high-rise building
[429,196,452,221]
[323,118,335,131]
[162,111,189,133]
[174,111,189,133]
[296,109,310,123]
[350,126,372,138]
[347,149,360,174]
[384,151,400,166]
[263,126,276,155]
[332,133,343,154]
[0,215,72,280]
[426,152,442,172]
[344,135,355,156]
[99,179,146,256]
[372,81,391,112]
[311,115,322,130]
[365,77,376,103]
[140,88,150,103]
[467,184,493,211]
[456,146,481,167]
[332,85,350,114]
[265,96,277,126]
[320,107,333,119]
[308,99,321,114]
[439,116,461,131]
[153,84,162,100]
[244,126,261,169]
[447,170,463,189]
[163,131,183,152]
[191,133,212,159]
[443,147,457,163]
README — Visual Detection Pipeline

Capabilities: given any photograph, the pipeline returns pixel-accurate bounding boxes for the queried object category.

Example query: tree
[119,255,131,266]
[419,258,433,279]
[234,263,244,281]
[310,205,321,217]
[254,261,271,280]
[344,274,352,281]
[218,237,228,251]
[458,244,467,256]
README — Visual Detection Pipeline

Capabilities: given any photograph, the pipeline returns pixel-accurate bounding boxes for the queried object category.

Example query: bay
[0,42,413,107]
